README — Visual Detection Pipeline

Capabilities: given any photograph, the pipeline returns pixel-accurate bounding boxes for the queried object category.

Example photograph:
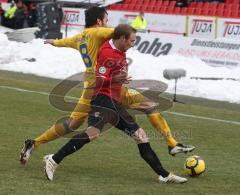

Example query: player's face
[124,32,136,50]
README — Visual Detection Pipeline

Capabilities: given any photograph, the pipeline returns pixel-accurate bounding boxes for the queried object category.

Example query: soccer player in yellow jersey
[20,6,195,164]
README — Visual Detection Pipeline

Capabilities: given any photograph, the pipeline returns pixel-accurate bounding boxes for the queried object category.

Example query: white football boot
[169,143,195,156]
[20,139,35,164]
[43,154,58,181]
[159,173,188,184]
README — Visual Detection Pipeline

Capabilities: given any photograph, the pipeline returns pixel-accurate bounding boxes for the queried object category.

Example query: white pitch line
[0,85,79,100]
[0,85,240,126]
[164,111,240,126]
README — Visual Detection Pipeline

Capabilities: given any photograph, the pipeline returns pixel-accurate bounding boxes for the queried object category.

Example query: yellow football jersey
[53,27,113,99]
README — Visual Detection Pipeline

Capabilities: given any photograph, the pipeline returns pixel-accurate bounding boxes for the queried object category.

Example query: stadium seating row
[122,0,240,5]
[109,0,240,18]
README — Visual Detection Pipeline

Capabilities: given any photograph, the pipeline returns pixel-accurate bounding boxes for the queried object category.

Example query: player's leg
[20,97,91,164]
[135,98,195,156]
[35,97,91,146]
[121,88,178,147]
[44,126,99,181]
[121,87,195,155]
[44,94,119,180]
[51,126,100,164]
[133,128,187,183]
[115,107,187,183]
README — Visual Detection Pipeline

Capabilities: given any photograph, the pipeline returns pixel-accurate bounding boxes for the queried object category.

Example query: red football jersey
[94,40,128,102]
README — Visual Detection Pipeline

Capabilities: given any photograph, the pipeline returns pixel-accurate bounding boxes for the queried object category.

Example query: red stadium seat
[160,5,168,13]
[162,0,170,6]
[224,9,231,17]
[146,6,154,12]
[188,8,196,15]
[143,0,150,4]
[153,6,160,13]
[225,4,232,10]
[203,2,210,9]
[174,7,181,14]
[209,9,217,16]
[233,4,239,11]
[134,5,141,11]
[202,9,209,16]
[196,2,203,9]
[109,0,239,17]
[190,2,197,7]
[216,9,224,17]
[195,8,202,15]
[115,4,123,10]
[170,1,176,7]
[167,6,175,14]
[209,3,218,9]
[137,0,144,5]
[109,5,115,10]
[231,5,239,17]
[232,0,239,4]
[180,7,187,15]
[140,5,148,12]
[218,3,225,11]
[149,0,157,6]
[122,4,129,10]
[232,10,239,17]
[127,4,135,11]
[155,1,163,7]
[128,0,137,5]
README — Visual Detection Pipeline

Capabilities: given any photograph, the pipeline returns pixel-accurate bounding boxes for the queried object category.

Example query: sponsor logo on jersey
[99,66,106,74]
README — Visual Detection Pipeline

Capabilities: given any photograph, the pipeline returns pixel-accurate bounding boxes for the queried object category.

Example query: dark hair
[112,24,137,40]
[85,6,108,28]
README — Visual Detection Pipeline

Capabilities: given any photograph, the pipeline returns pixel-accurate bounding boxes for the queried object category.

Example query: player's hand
[123,76,132,84]
[112,71,131,84]
[44,39,55,45]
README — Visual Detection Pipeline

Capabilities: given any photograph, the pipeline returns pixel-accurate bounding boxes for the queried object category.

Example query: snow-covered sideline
[0,32,240,103]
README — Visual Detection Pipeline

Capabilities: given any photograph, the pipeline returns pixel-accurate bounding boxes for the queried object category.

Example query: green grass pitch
[0,70,240,194]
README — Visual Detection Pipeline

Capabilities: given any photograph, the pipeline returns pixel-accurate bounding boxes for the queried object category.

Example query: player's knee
[85,126,101,141]
[133,128,149,144]
[63,119,81,133]
[140,101,157,114]
[63,121,72,133]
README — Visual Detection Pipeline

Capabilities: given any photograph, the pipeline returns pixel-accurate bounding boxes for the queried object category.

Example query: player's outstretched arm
[44,35,78,49]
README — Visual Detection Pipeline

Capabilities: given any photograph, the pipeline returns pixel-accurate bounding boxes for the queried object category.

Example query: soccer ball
[184,155,206,176]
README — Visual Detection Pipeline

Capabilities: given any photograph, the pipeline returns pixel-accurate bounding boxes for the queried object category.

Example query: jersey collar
[109,39,121,52]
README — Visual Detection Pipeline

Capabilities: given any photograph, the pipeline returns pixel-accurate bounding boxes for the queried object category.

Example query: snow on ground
[0,30,240,103]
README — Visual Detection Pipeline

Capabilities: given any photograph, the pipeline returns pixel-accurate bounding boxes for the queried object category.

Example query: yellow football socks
[148,112,177,148]
[34,123,66,147]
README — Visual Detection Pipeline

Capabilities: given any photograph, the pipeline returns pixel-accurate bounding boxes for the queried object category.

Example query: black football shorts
[88,94,139,136]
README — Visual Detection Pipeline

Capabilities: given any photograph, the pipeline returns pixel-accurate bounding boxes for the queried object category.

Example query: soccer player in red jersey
[44,24,187,184]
